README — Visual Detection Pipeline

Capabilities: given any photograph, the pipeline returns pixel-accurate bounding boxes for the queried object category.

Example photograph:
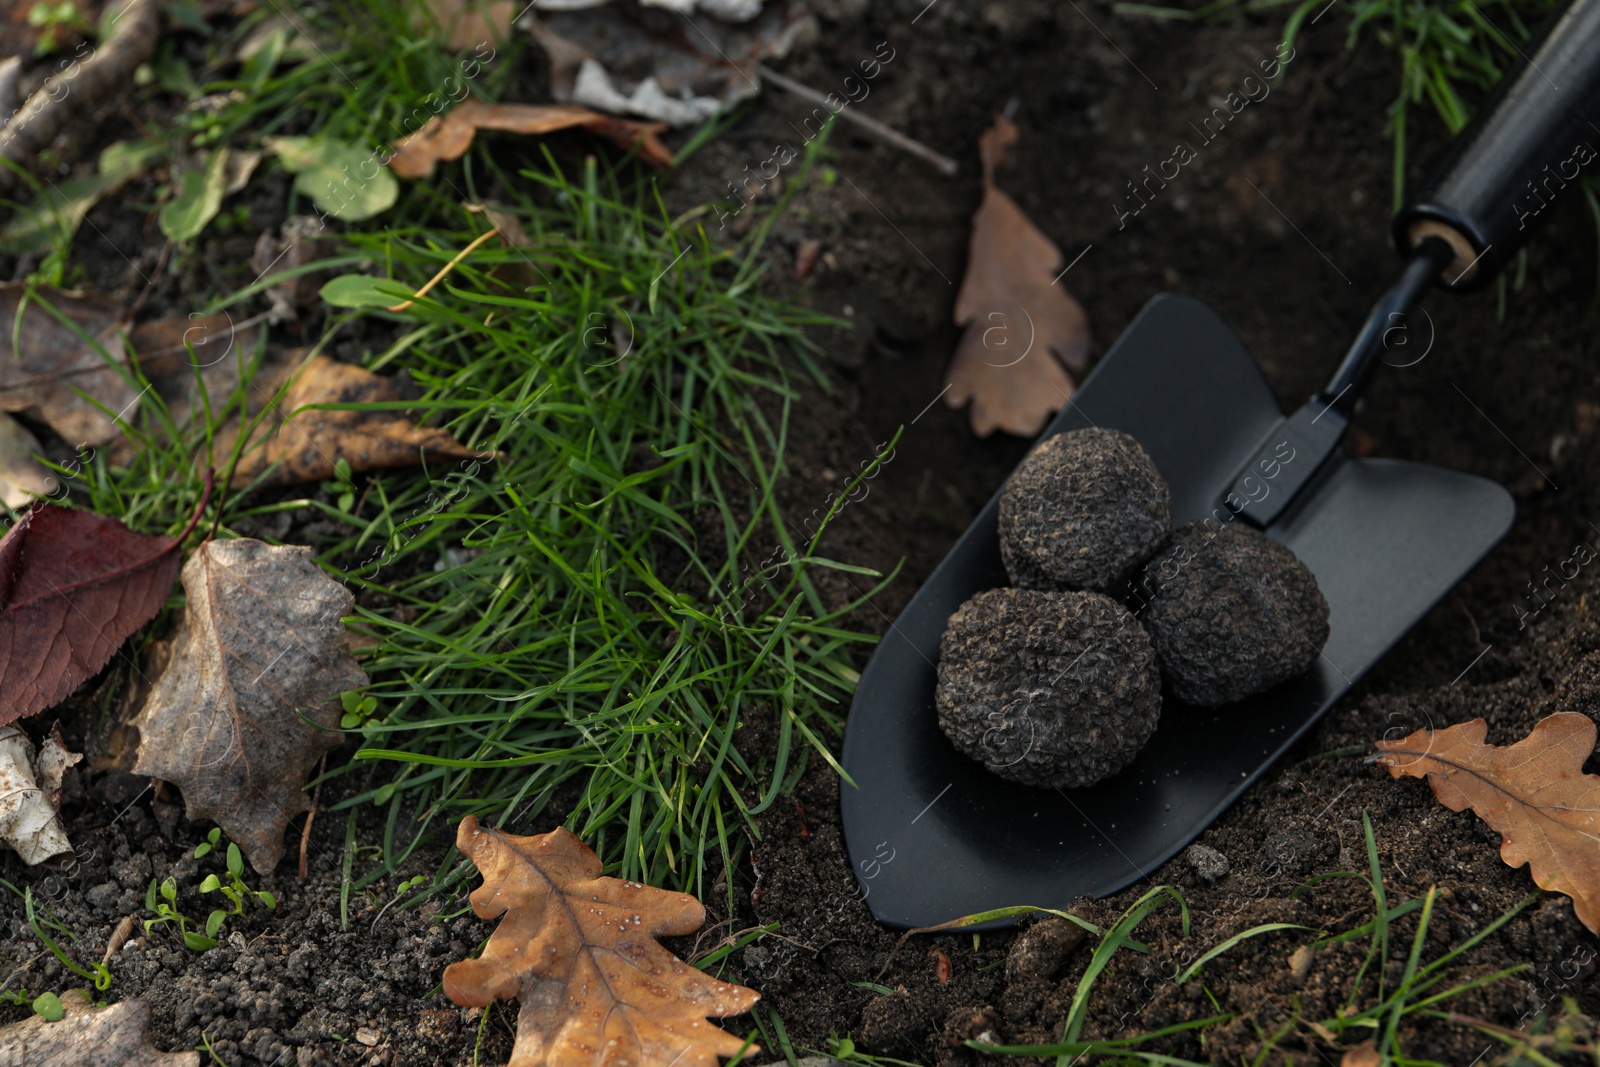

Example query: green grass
[948,814,1558,1065]
[3,0,883,912]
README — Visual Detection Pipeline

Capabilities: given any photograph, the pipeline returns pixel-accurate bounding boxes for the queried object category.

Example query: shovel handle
[1392,0,1600,290]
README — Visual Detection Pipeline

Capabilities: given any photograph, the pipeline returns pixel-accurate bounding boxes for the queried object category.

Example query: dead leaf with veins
[132,538,368,873]
[444,816,760,1067]
[944,115,1090,438]
[0,497,203,726]
[1374,711,1600,934]
[390,101,674,178]
[0,990,198,1065]
[215,353,484,489]
[0,283,139,446]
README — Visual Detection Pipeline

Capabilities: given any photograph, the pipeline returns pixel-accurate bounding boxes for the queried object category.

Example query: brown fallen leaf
[0,990,198,1065]
[390,101,673,179]
[422,0,515,50]
[444,817,760,1067]
[0,494,206,726]
[132,538,368,873]
[0,723,75,864]
[1340,1041,1381,1067]
[217,353,483,489]
[944,115,1090,438]
[0,282,139,446]
[1374,712,1600,934]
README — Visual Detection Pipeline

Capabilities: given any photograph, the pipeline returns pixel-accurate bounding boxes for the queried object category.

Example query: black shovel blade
[840,293,1514,929]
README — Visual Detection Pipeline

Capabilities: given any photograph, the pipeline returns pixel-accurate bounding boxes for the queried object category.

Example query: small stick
[754,63,959,176]
[386,227,500,312]
[298,752,327,879]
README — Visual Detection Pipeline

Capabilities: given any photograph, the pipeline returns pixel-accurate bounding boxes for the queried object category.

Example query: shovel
[840,0,1600,928]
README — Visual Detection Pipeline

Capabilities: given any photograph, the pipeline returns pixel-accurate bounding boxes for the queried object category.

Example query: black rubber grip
[1392,0,1600,290]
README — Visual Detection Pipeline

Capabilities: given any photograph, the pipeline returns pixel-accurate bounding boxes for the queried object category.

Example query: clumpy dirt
[4,0,1600,1063]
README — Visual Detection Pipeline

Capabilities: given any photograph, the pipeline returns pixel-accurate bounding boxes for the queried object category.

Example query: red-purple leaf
[0,505,184,726]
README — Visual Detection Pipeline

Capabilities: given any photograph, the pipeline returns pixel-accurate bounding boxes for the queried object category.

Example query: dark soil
[4,0,1600,1064]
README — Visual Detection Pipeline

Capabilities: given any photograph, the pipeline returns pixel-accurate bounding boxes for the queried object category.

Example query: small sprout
[194,827,222,859]
[30,991,64,1022]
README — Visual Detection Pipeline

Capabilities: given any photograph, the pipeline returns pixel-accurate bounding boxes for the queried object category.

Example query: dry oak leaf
[217,353,484,489]
[444,816,760,1067]
[0,989,198,1066]
[944,115,1090,438]
[0,282,139,446]
[390,101,673,179]
[1339,1041,1381,1067]
[0,502,193,726]
[132,538,367,873]
[1374,712,1600,934]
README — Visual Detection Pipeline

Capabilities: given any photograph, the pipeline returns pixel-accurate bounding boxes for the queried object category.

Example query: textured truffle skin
[935,587,1162,789]
[999,428,1171,593]
[1140,520,1330,707]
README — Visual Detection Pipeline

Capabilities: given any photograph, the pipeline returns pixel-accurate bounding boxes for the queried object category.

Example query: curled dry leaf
[1339,1041,1382,1067]
[527,2,811,126]
[0,723,79,864]
[390,101,673,179]
[0,989,199,1066]
[944,115,1090,438]
[132,538,368,873]
[1374,712,1600,934]
[0,502,195,726]
[217,353,484,489]
[0,282,138,446]
[444,816,760,1067]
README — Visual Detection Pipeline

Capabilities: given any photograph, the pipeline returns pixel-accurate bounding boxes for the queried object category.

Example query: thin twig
[386,227,500,312]
[298,752,327,879]
[754,63,959,176]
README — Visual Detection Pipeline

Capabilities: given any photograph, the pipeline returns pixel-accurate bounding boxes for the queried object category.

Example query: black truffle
[1139,520,1330,707]
[935,587,1162,789]
[999,428,1171,594]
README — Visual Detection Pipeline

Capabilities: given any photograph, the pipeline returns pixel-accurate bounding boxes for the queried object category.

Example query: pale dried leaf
[0,725,72,864]
[35,721,81,812]
[424,0,516,49]
[1374,712,1600,934]
[0,283,138,446]
[444,816,760,1067]
[0,412,55,508]
[132,539,368,873]
[0,990,198,1066]
[390,101,673,179]
[944,115,1090,438]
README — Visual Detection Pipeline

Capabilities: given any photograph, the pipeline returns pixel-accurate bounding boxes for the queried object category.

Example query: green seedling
[25,1,90,56]
[6,885,113,991]
[29,991,63,1022]
[197,833,278,930]
[144,876,219,952]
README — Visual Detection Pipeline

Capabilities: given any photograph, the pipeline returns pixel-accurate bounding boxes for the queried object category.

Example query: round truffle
[935,587,1162,789]
[999,428,1171,594]
[1139,520,1330,707]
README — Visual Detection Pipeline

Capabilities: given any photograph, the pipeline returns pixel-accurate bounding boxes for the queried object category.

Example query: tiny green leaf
[159,148,231,241]
[205,910,227,938]
[318,274,413,309]
[182,931,218,952]
[31,992,64,1022]
[226,843,243,877]
[194,843,211,859]
[199,874,221,893]
[160,878,177,903]
[258,891,277,910]
[265,135,397,221]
